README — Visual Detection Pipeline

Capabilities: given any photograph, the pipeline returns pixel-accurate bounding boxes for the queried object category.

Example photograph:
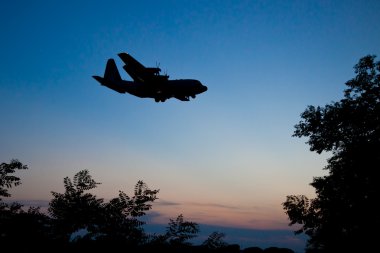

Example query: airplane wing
[118,53,145,70]
[118,53,165,83]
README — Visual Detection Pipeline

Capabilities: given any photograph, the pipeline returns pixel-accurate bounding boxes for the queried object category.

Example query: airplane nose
[196,81,207,93]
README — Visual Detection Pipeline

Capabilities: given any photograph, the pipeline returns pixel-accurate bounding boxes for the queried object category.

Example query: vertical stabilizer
[104,59,122,81]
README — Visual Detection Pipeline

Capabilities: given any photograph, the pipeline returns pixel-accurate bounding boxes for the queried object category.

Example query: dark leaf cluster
[0,159,28,198]
[284,55,380,252]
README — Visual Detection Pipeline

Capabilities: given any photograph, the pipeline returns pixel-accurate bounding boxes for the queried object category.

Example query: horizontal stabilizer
[92,75,104,84]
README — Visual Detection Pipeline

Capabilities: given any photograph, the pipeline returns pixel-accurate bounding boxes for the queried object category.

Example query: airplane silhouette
[93,53,208,102]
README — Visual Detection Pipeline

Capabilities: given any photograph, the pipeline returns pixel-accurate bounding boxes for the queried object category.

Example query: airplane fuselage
[94,76,207,102]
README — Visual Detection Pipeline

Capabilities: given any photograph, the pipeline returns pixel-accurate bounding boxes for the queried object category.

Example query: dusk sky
[1,1,380,252]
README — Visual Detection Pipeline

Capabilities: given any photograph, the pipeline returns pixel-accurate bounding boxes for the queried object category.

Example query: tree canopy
[0,159,28,198]
[283,55,380,252]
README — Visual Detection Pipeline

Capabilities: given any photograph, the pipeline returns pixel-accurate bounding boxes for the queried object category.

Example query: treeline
[0,160,294,253]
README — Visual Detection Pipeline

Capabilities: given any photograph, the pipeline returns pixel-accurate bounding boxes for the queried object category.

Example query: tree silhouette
[0,159,28,198]
[96,180,159,246]
[48,169,159,249]
[283,55,380,252]
[48,169,104,241]
[0,159,52,251]
[202,231,228,249]
[165,214,200,246]
[148,213,200,247]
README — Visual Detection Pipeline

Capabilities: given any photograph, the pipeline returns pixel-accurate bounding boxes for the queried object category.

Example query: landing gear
[155,97,166,102]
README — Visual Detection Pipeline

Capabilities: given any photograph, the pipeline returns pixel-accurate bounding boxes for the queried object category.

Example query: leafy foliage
[0,159,28,198]
[202,231,228,249]
[48,170,159,246]
[164,214,200,245]
[48,169,104,240]
[0,160,52,250]
[283,55,380,252]
[96,181,159,245]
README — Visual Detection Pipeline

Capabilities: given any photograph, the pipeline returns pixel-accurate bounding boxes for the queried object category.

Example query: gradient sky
[1,1,380,252]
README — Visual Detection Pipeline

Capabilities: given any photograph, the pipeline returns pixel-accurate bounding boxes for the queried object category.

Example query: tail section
[104,58,122,81]
[92,58,128,94]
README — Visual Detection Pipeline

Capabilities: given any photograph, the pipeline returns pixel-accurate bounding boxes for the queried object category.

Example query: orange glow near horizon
[149,199,292,230]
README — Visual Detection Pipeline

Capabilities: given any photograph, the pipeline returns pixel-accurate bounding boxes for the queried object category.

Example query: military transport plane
[92,53,207,102]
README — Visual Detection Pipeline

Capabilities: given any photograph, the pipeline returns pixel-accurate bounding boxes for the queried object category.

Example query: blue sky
[1,1,380,252]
